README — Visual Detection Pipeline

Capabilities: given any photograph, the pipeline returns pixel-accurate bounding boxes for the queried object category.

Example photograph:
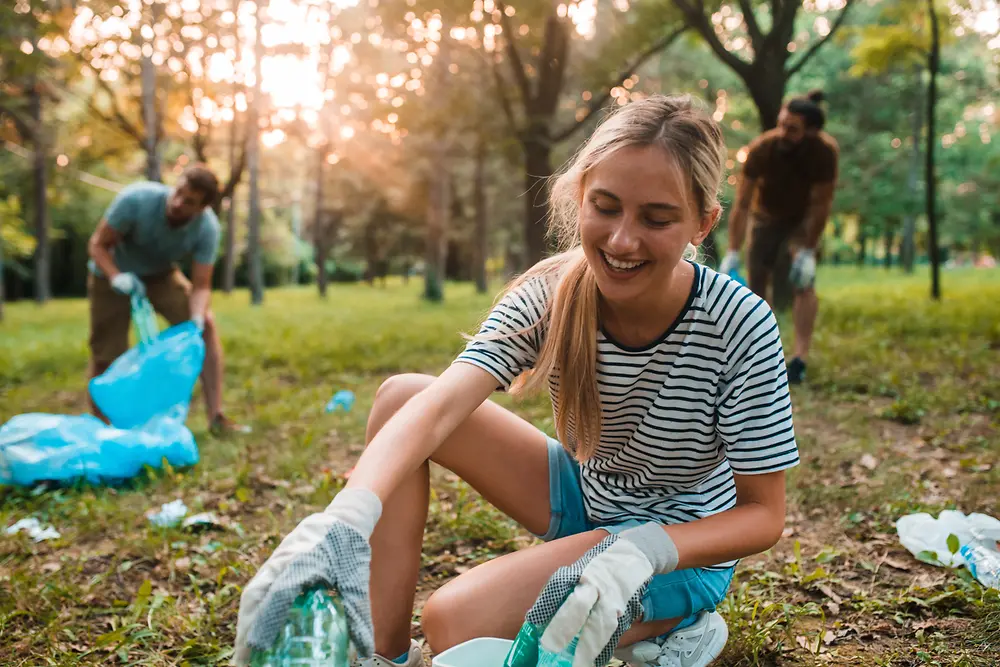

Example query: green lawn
[2,266,999,666]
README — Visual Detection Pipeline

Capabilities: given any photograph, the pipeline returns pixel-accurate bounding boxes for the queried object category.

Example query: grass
[1,265,999,666]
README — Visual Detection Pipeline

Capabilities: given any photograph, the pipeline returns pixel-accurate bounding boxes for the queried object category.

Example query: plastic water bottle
[250,588,350,667]
[503,622,578,667]
[503,622,541,667]
[537,638,578,666]
[960,542,1000,589]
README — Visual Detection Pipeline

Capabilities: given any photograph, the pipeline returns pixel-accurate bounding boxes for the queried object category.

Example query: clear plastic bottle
[503,622,578,667]
[537,638,578,667]
[249,588,350,667]
[960,542,1000,589]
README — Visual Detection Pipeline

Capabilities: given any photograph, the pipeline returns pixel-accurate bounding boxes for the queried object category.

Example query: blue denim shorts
[537,436,735,628]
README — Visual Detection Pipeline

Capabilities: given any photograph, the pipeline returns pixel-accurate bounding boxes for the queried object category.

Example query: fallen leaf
[816,583,843,604]
[782,526,796,538]
[825,601,841,615]
[175,557,191,571]
[860,454,879,471]
[822,630,836,645]
[884,557,912,571]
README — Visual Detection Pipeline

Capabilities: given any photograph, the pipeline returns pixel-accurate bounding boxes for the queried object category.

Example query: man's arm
[727,173,757,252]
[803,181,835,249]
[189,262,213,321]
[88,220,124,279]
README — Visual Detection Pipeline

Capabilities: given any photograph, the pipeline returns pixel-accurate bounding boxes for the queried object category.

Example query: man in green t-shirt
[720,91,839,385]
[87,164,247,434]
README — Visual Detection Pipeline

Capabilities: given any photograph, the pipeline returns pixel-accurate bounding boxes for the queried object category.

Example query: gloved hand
[528,523,678,667]
[110,272,146,298]
[192,313,205,332]
[719,252,741,277]
[233,487,383,666]
[789,248,817,289]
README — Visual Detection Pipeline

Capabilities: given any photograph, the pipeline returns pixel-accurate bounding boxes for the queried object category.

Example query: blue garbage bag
[0,410,199,487]
[89,321,206,429]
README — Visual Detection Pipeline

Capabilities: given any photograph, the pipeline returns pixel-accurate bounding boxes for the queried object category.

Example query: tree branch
[786,0,857,77]
[771,0,800,46]
[0,103,37,141]
[551,26,688,143]
[495,0,533,104]
[671,0,751,76]
[79,58,143,141]
[220,126,248,201]
[738,0,765,52]
[534,11,570,117]
[490,55,520,137]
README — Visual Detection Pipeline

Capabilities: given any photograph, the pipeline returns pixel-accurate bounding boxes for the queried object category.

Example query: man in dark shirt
[721,91,838,384]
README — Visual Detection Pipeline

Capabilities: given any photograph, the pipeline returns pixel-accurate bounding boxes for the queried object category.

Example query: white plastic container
[431,637,515,667]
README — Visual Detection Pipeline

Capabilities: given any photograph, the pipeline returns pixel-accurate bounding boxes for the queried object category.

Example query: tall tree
[925,0,941,299]
[246,0,266,304]
[492,0,688,266]
[671,0,857,130]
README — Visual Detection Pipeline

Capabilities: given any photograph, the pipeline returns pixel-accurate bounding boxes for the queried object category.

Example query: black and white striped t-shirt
[455,262,798,569]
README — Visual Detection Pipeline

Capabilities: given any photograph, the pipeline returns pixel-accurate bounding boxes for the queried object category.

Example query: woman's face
[579,144,714,309]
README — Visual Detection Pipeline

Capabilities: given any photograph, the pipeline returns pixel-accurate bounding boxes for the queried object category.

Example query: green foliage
[0,195,35,260]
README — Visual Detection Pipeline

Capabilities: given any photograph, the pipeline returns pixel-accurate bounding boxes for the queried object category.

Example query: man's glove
[719,252,741,277]
[110,272,146,298]
[789,249,817,289]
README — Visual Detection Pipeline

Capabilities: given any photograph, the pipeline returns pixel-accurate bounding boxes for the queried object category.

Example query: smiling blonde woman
[235,94,799,667]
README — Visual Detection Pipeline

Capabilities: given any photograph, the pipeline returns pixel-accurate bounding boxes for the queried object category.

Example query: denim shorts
[537,436,735,629]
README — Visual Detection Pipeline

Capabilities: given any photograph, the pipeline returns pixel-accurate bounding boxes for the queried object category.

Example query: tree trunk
[0,239,6,322]
[223,118,239,293]
[523,138,553,267]
[901,70,924,273]
[857,229,867,266]
[141,7,161,182]
[473,137,489,293]
[313,142,328,298]
[246,0,265,305]
[424,169,449,302]
[29,74,50,304]
[926,0,941,300]
[884,228,895,268]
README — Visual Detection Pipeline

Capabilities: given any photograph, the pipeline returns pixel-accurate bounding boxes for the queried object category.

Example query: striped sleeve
[716,294,799,474]
[453,277,551,390]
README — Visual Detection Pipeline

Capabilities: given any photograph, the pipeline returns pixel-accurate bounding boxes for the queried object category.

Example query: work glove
[233,488,382,666]
[789,249,817,290]
[110,272,146,298]
[192,313,205,332]
[527,523,678,667]
[719,253,741,278]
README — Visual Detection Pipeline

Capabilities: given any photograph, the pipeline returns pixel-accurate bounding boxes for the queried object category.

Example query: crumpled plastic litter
[325,390,355,413]
[896,509,1000,567]
[5,517,61,542]
[147,499,189,527]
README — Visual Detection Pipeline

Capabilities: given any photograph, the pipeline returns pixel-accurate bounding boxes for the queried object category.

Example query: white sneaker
[614,611,728,667]
[351,639,424,667]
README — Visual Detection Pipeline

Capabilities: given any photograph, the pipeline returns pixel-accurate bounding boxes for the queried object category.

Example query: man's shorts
[536,435,735,630]
[747,218,808,279]
[88,268,192,365]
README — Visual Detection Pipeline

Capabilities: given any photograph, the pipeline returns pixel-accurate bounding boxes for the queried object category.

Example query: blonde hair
[497,94,727,461]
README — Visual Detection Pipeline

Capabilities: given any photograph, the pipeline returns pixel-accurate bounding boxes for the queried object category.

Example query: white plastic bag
[896,510,1000,567]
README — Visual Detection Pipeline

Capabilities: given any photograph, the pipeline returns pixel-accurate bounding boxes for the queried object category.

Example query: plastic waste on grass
[5,517,61,542]
[325,390,355,413]
[249,588,350,667]
[0,412,198,487]
[896,510,1000,567]
[960,542,1000,589]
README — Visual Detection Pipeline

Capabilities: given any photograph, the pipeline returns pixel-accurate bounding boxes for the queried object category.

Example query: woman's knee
[367,373,435,439]
[421,582,481,653]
